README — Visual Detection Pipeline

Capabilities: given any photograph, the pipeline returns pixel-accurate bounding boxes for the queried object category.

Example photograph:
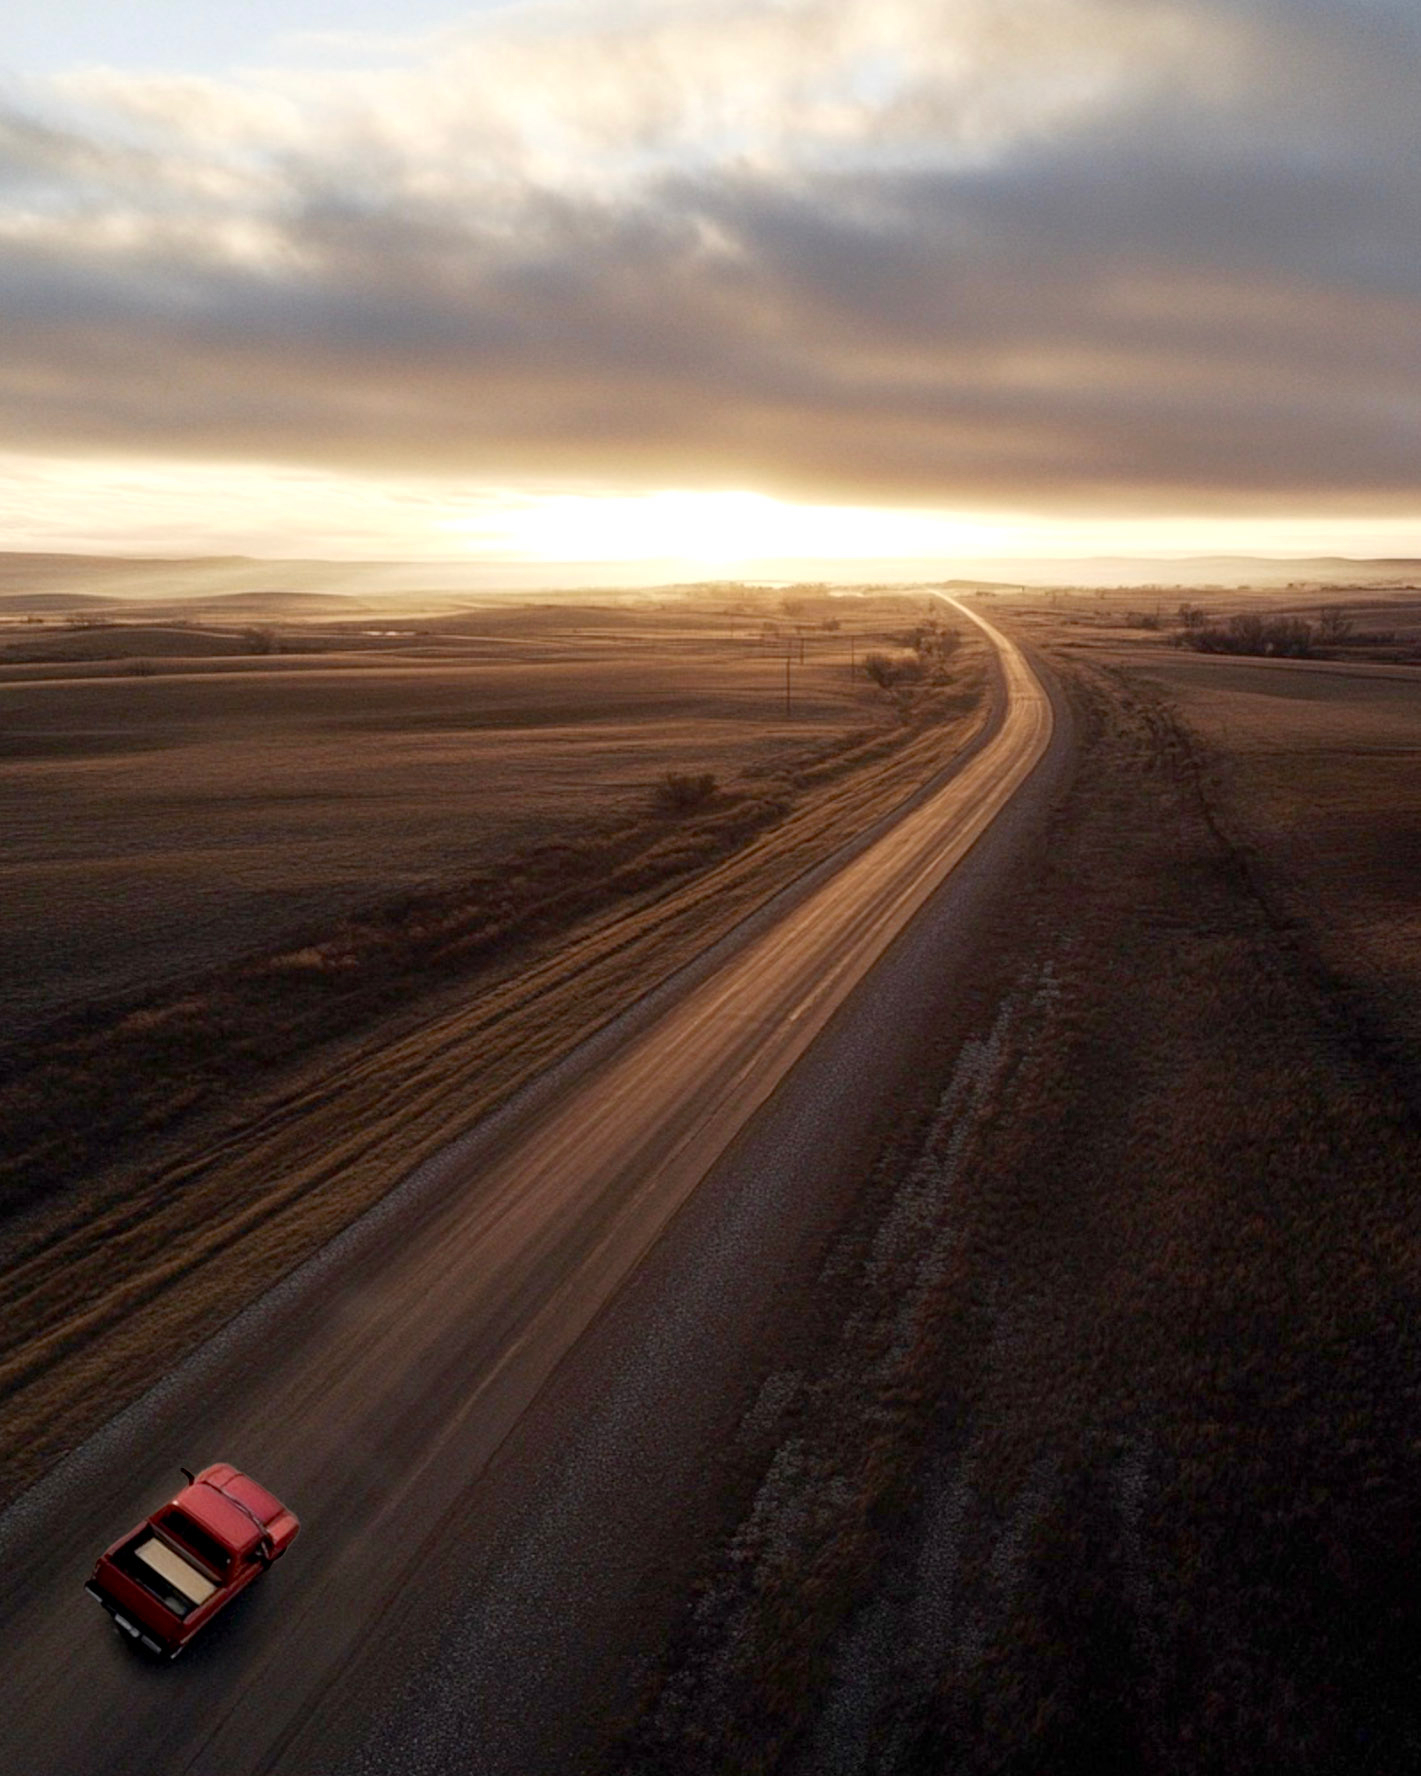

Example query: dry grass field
[0,592,991,1505]
[2,607,895,1036]
[1118,652,1421,1074]
[1033,587,1421,1081]
[621,605,1421,1776]
[1020,586,1421,664]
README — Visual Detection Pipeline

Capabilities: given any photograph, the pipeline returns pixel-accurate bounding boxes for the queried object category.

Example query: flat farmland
[2,617,887,1037]
[1117,649,1421,1068]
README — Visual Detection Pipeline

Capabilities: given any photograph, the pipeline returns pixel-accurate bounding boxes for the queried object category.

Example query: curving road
[0,601,1055,1775]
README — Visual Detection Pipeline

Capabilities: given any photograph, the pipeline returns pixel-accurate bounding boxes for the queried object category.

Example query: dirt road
[0,602,1062,1775]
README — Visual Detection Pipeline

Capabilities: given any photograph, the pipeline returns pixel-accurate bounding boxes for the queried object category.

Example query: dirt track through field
[2,600,987,1498]
[1,612,987,1505]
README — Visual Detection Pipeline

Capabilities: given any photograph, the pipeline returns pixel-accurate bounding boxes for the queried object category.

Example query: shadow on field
[619,646,1421,1776]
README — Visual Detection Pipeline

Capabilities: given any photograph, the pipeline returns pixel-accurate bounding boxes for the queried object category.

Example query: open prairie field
[1006,589,1421,1073]
[1097,640,1421,1073]
[1013,585,1421,663]
[1,602,904,1037]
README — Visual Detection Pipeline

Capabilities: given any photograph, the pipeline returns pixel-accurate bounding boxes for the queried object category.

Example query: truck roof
[208,1469,286,1527]
[170,1483,265,1556]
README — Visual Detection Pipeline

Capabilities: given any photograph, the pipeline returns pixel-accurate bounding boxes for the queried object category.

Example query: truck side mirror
[180,1467,195,1484]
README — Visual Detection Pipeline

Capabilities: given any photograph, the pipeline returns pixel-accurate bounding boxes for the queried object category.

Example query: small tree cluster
[863,651,923,688]
[895,618,960,662]
[1317,607,1354,645]
[655,770,718,813]
[1174,613,1316,658]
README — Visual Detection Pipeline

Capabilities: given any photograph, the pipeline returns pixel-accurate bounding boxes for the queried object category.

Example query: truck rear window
[161,1509,232,1577]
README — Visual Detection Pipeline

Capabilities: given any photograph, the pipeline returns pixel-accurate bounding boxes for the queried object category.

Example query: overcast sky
[2,0,1418,572]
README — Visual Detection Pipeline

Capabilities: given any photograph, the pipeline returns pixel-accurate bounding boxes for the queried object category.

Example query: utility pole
[785,650,792,718]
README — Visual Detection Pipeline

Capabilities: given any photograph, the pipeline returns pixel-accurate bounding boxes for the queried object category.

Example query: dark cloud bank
[0,0,1417,513]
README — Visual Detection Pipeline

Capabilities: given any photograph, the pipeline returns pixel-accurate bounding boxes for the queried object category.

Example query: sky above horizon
[2,0,1419,578]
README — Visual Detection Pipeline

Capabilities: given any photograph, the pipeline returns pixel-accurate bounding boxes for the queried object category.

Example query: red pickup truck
[85,1463,299,1660]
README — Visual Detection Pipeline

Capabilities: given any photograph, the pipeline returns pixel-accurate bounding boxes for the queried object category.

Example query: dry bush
[655,770,718,813]
[1176,612,1316,657]
[863,651,924,689]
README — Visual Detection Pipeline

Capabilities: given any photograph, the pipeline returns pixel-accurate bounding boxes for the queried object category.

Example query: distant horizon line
[5,547,1421,570]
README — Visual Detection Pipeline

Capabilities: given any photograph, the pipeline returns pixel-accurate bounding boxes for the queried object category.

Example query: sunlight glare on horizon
[444,492,1016,570]
[5,452,1421,576]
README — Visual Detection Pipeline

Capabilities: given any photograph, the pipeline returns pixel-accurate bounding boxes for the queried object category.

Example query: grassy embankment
[620,620,1421,1776]
[0,605,988,1505]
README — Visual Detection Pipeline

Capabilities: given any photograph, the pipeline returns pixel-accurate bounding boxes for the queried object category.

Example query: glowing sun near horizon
[442,492,1021,571]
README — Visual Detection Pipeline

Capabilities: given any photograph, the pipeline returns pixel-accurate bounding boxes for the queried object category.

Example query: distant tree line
[1172,606,1353,658]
